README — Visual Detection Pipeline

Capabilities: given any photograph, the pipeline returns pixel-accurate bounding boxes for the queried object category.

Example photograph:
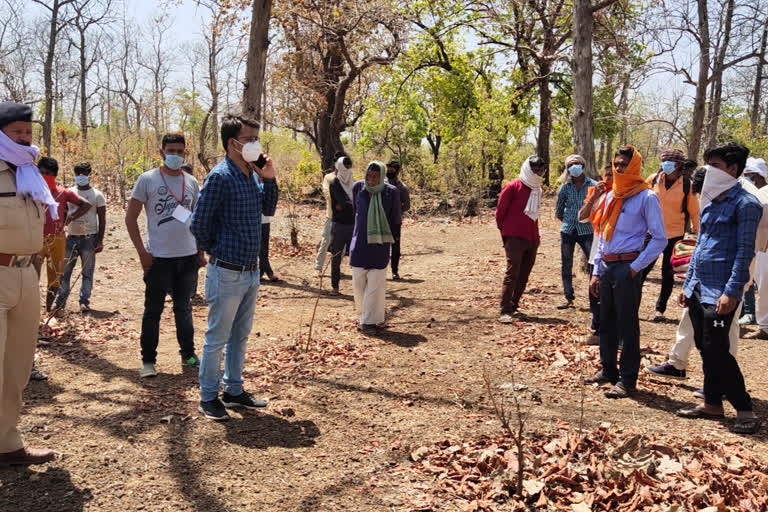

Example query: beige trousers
[754,252,768,331]
[351,267,387,326]
[315,218,333,272]
[0,265,40,453]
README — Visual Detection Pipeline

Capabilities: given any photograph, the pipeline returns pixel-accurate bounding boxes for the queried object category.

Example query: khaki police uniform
[0,159,44,454]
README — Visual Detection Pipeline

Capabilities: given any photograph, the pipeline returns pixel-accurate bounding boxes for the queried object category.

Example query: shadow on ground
[0,467,92,512]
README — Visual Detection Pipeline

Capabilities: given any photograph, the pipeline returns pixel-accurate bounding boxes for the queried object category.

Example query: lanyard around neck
[159,168,185,205]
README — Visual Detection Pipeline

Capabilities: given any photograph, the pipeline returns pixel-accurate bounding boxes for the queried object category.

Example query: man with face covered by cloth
[0,101,56,465]
[495,156,547,323]
[585,146,666,398]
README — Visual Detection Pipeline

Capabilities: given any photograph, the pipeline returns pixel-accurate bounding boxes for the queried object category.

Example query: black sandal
[676,406,725,419]
[730,417,761,434]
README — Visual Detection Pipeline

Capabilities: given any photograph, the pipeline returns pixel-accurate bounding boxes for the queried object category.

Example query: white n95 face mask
[241,141,262,162]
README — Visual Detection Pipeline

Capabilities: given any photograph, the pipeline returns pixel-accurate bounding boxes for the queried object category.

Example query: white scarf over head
[700,164,738,210]
[519,157,543,221]
[745,157,768,178]
[0,129,58,219]
[335,157,354,199]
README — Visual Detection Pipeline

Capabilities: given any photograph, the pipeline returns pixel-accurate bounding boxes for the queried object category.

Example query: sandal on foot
[584,371,614,385]
[676,405,724,419]
[730,417,761,434]
[604,382,634,398]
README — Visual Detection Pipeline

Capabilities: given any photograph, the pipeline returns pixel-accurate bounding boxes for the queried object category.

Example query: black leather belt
[210,257,258,272]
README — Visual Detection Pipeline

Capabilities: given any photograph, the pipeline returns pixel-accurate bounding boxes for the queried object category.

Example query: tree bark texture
[242,0,273,129]
[703,0,734,150]
[42,0,64,155]
[688,0,710,158]
[536,62,552,185]
[571,0,597,178]
[751,18,768,137]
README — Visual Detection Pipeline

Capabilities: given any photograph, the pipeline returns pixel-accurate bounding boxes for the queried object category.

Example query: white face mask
[75,175,89,186]
[240,140,262,162]
[700,164,738,209]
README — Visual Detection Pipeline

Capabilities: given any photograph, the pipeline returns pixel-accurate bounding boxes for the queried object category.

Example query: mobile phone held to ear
[255,154,267,169]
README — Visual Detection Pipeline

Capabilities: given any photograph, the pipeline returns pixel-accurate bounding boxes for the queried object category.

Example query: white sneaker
[139,363,158,378]
[498,314,514,324]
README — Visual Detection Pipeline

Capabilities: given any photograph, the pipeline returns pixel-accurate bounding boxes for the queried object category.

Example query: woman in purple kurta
[350,163,402,331]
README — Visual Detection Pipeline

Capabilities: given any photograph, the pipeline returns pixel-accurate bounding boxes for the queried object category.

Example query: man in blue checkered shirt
[190,114,278,421]
[555,154,597,311]
[677,142,761,435]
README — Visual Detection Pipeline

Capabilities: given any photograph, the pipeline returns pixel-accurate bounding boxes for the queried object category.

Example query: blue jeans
[199,264,260,402]
[560,231,593,301]
[55,234,97,308]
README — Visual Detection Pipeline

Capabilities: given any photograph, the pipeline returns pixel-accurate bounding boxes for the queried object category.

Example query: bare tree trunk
[688,0,711,158]
[618,77,630,143]
[597,138,605,171]
[537,61,552,185]
[242,0,273,127]
[764,104,768,135]
[705,75,724,149]
[208,31,219,149]
[79,29,88,142]
[426,133,441,163]
[261,77,268,131]
[703,0,734,150]
[572,0,597,178]
[751,19,768,137]
[605,137,614,166]
[317,107,344,171]
[40,0,67,155]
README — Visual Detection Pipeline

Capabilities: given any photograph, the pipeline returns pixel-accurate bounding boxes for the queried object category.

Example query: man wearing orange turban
[585,146,667,398]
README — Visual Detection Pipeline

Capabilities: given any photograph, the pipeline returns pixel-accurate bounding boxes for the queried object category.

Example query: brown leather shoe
[0,447,55,465]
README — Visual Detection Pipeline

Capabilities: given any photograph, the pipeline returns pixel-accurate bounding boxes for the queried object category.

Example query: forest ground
[2,196,768,511]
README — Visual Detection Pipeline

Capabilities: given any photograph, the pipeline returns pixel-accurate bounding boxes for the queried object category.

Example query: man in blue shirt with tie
[586,146,666,398]
[676,142,761,435]
[191,115,278,421]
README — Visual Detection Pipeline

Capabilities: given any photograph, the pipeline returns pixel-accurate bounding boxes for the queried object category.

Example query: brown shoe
[0,447,55,466]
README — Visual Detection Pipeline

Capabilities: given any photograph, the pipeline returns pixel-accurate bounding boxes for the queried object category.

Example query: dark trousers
[688,288,752,410]
[588,264,600,334]
[743,283,756,317]
[599,261,642,388]
[191,270,200,299]
[641,236,683,313]
[259,222,273,278]
[501,236,538,314]
[391,223,402,275]
[329,222,354,290]
[560,231,593,301]
[140,255,197,364]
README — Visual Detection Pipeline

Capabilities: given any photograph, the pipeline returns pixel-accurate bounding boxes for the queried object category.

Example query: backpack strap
[682,175,691,231]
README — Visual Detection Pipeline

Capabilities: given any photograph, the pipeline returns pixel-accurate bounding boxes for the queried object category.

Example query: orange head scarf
[591,146,648,241]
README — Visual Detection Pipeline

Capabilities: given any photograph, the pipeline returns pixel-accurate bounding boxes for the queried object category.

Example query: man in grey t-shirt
[125,133,205,378]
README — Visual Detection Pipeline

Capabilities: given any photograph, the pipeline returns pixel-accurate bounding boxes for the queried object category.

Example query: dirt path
[3,197,767,511]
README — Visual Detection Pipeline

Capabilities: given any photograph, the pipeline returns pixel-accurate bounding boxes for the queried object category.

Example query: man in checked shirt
[676,142,761,435]
[190,115,278,421]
